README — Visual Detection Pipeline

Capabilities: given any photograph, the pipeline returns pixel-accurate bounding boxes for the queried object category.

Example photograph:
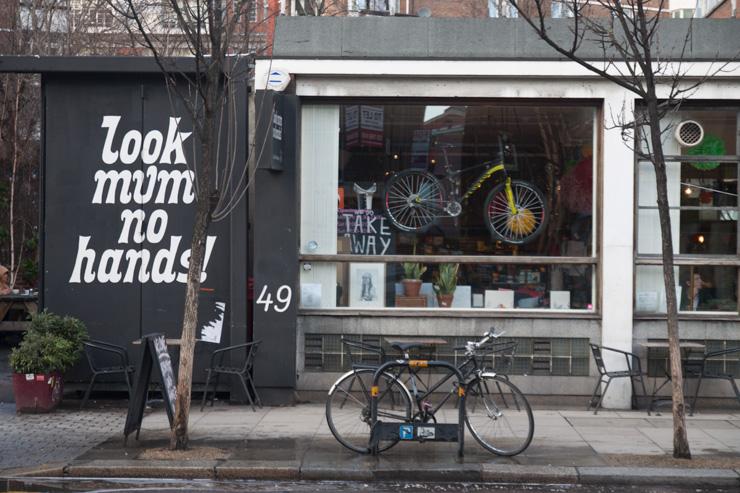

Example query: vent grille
[675,120,704,147]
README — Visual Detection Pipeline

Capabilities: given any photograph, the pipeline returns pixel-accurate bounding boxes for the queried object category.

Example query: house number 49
[256,285,292,313]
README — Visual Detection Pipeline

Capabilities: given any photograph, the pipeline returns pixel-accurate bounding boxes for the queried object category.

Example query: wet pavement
[1,403,738,488]
[0,403,125,471]
[1,477,738,493]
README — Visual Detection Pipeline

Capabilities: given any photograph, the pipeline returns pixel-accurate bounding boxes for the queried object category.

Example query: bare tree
[107,0,263,449]
[1,0,124,290]
[507,0,735,458]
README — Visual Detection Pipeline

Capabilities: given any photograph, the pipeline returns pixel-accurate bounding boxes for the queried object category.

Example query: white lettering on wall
[70,115,217,285]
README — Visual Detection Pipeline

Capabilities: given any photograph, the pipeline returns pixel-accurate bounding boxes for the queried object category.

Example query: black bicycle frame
[402,352,483,420]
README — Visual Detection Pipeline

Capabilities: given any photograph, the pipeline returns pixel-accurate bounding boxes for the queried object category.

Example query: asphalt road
[1,478,737,493]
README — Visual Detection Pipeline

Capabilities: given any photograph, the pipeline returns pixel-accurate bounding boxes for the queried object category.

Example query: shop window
[635,106,740,315]
[299,261,593,310]
[300,102,597,312]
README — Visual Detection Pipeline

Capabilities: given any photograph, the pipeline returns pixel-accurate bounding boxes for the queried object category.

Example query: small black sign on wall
[123,333,177,444]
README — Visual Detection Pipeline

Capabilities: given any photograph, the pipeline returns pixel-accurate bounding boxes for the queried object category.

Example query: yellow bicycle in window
[383,135,548,245]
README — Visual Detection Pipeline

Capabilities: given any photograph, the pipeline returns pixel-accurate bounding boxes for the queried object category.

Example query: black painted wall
[42,73,248,390]
[251,91,300,404]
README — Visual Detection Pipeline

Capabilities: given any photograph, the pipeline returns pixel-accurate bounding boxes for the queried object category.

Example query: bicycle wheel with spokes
[464,374,534,456]
[384,170,445,232]
[326,369,412,454]
[484,180,547,245]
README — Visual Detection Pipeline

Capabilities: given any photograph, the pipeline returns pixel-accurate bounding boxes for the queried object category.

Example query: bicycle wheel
[326,369,412,454]
[484,180,547,245]
[384,170,445,232]
[464,374,534,456]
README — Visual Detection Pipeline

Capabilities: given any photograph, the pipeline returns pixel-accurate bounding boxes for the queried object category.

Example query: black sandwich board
[123,333,177,444]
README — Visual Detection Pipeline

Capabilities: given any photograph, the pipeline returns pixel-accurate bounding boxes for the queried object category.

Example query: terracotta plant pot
[12,372,63,413]
[437,293,454,308]
[402,279,422,297]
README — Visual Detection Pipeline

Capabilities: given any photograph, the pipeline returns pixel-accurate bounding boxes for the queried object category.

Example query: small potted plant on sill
[434,263,459,308]
[401,262,427,297]
[10,311,87,413]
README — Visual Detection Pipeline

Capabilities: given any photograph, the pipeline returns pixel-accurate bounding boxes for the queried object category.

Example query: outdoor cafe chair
[686,346,740,415]
[81,339,134,408]
[588,344,648,414]
[201,340,262,412]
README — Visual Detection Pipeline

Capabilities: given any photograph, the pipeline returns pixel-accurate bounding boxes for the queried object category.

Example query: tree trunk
[170,105,216,450]
[9,77,22,287]
[646,100,691,459]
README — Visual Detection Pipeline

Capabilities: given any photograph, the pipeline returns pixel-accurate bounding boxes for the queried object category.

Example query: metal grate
[304,335,590,376]
[675,120,704,147]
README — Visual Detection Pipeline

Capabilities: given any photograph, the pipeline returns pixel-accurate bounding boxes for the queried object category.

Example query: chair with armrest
[589,344,648,415]
[201,340,262,411]
[81,339,134,409]
[688,347,740,415]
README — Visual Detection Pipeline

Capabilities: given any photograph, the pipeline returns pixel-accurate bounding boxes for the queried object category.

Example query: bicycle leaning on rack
[383,135,548,245]
[325,329,534,456]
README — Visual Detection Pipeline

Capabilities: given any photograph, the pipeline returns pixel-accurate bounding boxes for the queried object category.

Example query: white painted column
[300,105,340,308]
[600,93,637,409]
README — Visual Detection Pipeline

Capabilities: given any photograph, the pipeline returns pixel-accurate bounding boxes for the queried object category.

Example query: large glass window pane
[334,103,596,257]
[637,161,738,255]
[636,265,738,313]
[299,262,594,310]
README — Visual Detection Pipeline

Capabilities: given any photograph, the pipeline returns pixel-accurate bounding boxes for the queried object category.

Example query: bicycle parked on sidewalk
[383,135,548,245]
[325,329,534,456]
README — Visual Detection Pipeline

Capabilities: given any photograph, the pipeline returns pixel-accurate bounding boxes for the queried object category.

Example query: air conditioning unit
[674,120,704,147]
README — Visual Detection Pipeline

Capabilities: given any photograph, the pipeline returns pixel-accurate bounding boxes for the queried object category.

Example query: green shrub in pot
[10,311,87,413]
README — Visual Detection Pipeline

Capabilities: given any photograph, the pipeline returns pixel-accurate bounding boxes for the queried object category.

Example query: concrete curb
[65,460,219,479]
[37,461,740,488]
[576,466,740,487]
[482,464,579,484]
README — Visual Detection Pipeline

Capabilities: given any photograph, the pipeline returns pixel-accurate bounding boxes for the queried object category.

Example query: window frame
[634,148,740,318]
[298,99,602,317]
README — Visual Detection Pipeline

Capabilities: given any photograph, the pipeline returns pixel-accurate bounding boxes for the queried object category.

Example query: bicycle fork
[504,177,518,215]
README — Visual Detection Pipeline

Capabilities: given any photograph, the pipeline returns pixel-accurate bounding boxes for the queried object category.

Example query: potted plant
[434,263,459,308]
[10,311,87,413]
[401,262,427,297]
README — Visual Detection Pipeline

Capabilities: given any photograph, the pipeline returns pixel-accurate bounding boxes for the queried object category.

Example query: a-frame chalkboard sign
[123,333,177,444]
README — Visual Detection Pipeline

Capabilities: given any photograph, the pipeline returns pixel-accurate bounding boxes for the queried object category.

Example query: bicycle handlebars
[460,328,506,356]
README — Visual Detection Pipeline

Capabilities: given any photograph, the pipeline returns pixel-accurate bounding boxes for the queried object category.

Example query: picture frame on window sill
[349,263,386,308]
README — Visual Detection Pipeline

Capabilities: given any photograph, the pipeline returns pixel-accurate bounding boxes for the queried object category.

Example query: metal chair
[588,344,648,414]
[687,347,740,415]
[81,339,134,408]
[201,340,262,411]
[342,337,387,369]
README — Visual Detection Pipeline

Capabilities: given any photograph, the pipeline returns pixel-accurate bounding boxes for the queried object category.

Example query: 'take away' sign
[69,116,217,285]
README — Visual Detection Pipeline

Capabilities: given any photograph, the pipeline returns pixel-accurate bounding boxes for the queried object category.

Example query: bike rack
[369,359,466,457]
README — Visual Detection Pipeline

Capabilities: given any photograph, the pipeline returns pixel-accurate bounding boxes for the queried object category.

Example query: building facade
[252,16,740,408]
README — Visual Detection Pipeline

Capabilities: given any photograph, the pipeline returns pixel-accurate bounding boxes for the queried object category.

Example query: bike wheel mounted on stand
[484,180,547,244]
[326,369,412,453]
[384,169,445,232]
[464,374,534,456]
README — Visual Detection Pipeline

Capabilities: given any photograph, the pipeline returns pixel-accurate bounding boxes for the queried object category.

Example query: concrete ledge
[577,466,740,487]
[65,460,218,479]
[373,463,482,482]
[1,463,66,478]
[300,465,374,481]
[215,460,300,480]
[482,464,579,483]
